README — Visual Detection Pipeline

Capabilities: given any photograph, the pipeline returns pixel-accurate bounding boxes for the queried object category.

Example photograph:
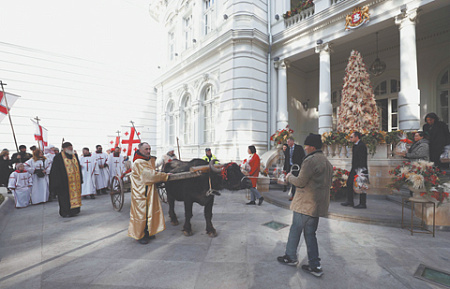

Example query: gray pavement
[0,187,449,289]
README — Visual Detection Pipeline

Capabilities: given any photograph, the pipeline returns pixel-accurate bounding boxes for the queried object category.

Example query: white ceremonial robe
[79,155,97,196]
[25,159,50,204]
[93,152,109,190]
[45,153,56,173]
[8,170,32,208]
[108,154,125,184]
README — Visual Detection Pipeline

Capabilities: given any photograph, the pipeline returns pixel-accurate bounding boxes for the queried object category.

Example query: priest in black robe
[50,142,83,217]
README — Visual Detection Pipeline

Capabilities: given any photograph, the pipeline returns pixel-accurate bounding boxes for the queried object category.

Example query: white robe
[93,152,109,190]
[8,170,32,208]
[25,158,50,204]
[79,155,97,196]
[107,154,125,184]
[44,152,56,173]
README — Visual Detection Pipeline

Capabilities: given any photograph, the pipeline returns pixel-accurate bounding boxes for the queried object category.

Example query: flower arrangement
[331,167,350,199]
[389,160,450,206]
[321,131,338,145]
[282,0,314,19]
[362,131,385,155]
[270,125,294,146]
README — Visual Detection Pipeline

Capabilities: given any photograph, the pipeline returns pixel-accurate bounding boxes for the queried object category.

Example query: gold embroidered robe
[128,157,169,240]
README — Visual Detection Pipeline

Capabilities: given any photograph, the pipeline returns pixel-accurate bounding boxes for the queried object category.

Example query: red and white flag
[121,125,143,156]
[0,91,20,123]
[31,120,48,151]
[107,134,121,151]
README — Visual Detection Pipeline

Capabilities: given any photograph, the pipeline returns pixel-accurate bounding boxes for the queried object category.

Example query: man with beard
[128,142,169,244]
[79,147,97,199]
[108,147,125,186]
[49,142,83,218]
[93,145,109,194]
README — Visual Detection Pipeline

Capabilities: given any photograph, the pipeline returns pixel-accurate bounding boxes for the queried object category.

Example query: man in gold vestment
[128,142,169,244]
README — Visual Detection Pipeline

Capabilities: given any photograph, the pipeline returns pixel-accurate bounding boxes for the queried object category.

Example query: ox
[163,159,252,237]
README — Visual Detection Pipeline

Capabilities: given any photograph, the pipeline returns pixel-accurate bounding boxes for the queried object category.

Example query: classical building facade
[150,0,450,161]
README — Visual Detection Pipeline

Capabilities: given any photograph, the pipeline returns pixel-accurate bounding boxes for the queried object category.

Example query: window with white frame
[168,31,175,61]
[181,94,192,144]
[331,90,341,130]
[184,15,192,50]
[203,86,215,143]
[438,67,450,125]
[374,79,400,131]
[167,101,175,145]
[204,0,215,35]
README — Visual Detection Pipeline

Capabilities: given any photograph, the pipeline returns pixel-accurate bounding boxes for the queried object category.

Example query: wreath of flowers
[331,167,350,199]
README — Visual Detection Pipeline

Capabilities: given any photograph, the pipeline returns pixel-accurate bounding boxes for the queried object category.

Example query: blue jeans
[285,212,321,268]
[249,187,262,201]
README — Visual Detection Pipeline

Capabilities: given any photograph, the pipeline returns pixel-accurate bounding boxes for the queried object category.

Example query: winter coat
[423,121,450,165]
[287,150,333,217]
[406,139,429,162]
[248,153,260,188]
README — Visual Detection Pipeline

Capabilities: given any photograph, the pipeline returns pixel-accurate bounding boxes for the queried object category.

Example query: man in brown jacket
[277,133,333,277]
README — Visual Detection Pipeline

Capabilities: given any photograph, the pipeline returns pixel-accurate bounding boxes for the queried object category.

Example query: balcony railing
[284,6,315,28]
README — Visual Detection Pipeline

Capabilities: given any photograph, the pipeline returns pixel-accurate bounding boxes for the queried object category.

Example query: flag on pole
[121,125,143,156]
[31,120,48,151]
[106,134,121,151]
[0,91,20,123]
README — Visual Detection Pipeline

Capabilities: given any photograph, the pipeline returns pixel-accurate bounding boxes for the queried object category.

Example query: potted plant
[331,167,350,200]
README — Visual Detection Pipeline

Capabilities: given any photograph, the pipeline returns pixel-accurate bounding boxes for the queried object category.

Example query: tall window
[168,31,175,61]
[203,86,215,143]
[181,95,192,144]
[184,15,192,50]
[331,90,341,130]
[204,0,215,35]
[374,79,400,131]
[438,67,450,125]
[167,101,175,145]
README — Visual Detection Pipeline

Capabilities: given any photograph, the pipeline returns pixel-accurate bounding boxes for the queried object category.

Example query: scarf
[62,151,82,209]
[133,150,151,162]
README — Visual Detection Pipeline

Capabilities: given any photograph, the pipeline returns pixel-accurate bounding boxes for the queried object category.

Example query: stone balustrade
[284,7,315,28]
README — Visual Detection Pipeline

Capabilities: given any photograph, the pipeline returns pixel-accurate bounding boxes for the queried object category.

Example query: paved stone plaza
[0,187,449,289]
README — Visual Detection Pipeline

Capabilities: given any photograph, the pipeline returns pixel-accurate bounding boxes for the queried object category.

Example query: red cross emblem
[0,92,10,115]
[34,124,48,148]
[122,127,140,156]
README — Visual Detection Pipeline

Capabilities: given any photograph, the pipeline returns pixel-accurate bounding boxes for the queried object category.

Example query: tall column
[275,59,289,129]
[315,43,333,134]
[395,9,420,131]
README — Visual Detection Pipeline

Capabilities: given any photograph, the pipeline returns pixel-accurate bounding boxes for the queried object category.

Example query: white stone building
[150,0,450,161]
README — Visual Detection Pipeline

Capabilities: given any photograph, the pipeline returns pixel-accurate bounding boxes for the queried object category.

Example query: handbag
[34,160,46,178]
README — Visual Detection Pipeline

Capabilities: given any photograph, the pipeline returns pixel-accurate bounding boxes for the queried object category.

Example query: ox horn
[209,160,222,174]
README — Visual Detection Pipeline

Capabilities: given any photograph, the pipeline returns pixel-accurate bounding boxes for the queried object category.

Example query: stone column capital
[315,42,332,54]
[395,8,419,28]
[274,59,290,69]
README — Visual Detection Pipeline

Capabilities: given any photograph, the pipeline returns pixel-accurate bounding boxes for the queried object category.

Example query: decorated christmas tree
[337,50,379,133]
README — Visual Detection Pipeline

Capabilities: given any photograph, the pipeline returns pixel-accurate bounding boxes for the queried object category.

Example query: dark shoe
[83,196,88,199]
[246,201,256,205]
[353,204,367,209]
[90,195,96,199]
[62,214,71,218]
[138,237,150,245]
[289,197,293,201]
[340,202,354,207]
[7,190,12,194]
[277,255,299,266]
[301,264,323,277]
[149,235,155,240]
[258,197,264,206]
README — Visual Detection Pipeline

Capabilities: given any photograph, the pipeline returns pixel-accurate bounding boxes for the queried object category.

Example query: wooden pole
[0,81,19,152]
[130,120,141,141]
[176,137,181,160]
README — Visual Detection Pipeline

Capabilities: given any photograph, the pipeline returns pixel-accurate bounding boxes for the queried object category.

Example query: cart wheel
[110,176,124,211]
[158,186,168,204]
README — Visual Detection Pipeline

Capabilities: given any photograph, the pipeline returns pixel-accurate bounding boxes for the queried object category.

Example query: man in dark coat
[11,145,32,165]
[50,142,83,218]
[423,112,450,168]
[341,131,368,209]
[284,136,306,201]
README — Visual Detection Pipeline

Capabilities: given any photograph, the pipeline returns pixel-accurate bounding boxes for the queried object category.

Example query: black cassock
[50,153,83,217]
[0,157,13,187]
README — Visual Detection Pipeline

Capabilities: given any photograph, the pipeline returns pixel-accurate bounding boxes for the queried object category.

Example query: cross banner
[0,91,20,123]
[121,125,143,156]
[31,120,48,150]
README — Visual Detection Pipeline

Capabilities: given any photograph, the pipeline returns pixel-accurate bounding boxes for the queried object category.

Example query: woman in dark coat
[0,149,13,193]
[423,112,450,168]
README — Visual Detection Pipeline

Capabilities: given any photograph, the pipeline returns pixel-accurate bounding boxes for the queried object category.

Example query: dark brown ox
[163,159,252,237]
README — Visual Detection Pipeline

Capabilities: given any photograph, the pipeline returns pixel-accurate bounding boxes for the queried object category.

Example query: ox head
[209,161,252,190]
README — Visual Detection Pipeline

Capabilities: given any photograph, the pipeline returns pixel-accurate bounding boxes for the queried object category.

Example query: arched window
[374,79,400,131]
[203,85,215,143]
[181,94,192,144]
[438,67,450,125]
[167,101,175,145]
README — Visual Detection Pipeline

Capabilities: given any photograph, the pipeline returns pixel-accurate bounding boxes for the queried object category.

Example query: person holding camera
[25,148,50,204]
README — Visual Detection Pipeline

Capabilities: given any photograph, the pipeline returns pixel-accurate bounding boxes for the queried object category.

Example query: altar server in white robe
[79,147,97,199]
[93,145,109,194]
[108,147,125,184]
[44,145,58,201]
[25,149,50,204]
[8,163,32,208]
